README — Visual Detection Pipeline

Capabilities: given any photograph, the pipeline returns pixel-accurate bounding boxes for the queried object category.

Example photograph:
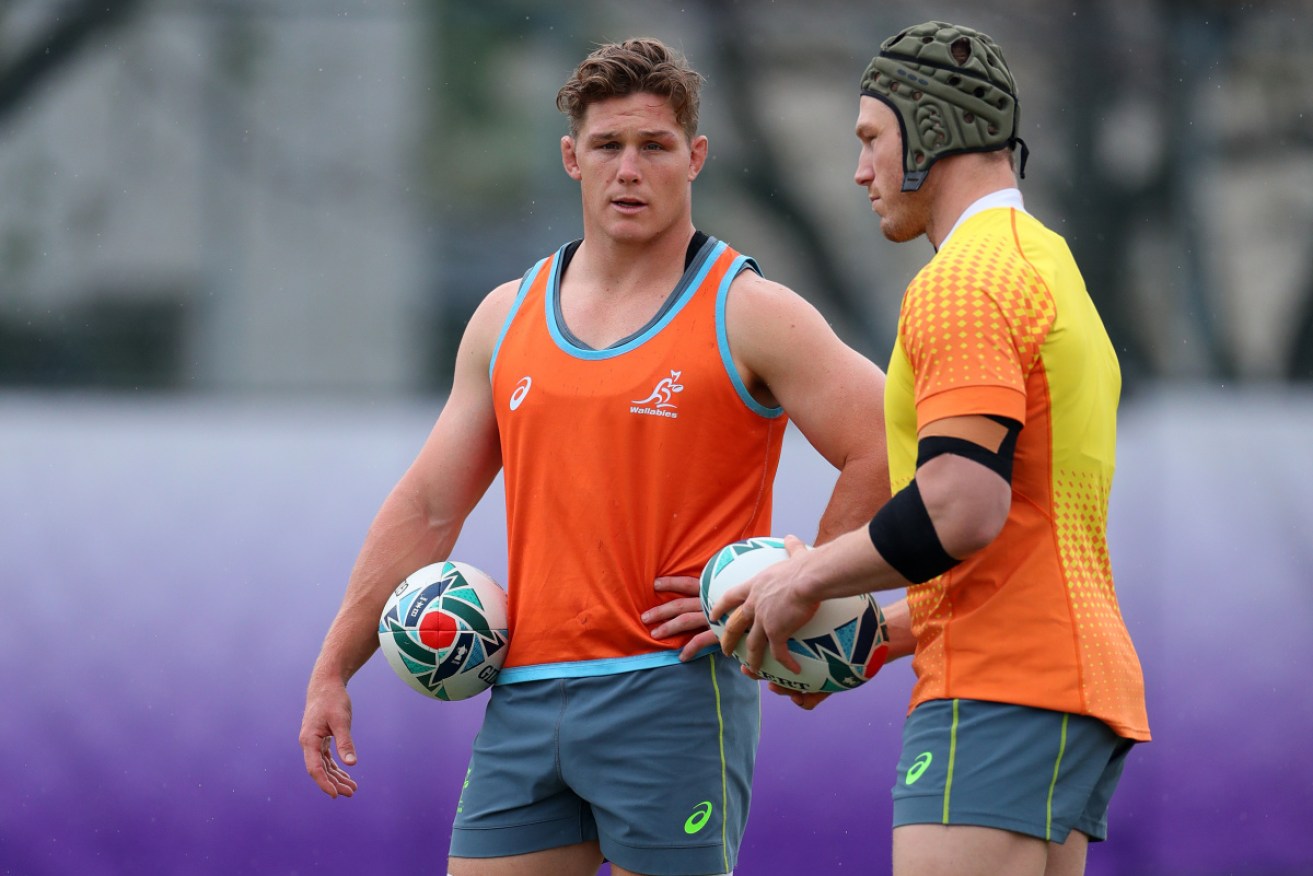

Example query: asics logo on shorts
[906,751,933,785]
[457,764,473,814]
[509,376,532,411]
[684,800,714,834]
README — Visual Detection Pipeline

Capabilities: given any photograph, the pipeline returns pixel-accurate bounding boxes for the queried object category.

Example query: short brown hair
[556,38,704,140]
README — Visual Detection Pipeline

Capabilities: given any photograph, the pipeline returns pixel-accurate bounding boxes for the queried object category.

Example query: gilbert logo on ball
[377,561,509,701]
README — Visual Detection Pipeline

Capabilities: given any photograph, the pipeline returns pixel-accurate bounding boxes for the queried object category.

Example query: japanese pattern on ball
[699,537,890,693]
[377,561,509,701]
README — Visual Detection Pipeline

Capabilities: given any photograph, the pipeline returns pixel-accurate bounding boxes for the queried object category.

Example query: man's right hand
[299,681,360,798]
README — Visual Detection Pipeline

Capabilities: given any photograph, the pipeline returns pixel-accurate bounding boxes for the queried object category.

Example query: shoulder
[720,268,885,447]
[724,269,823,331]
[722,269,857,380]
[469,279,520,338]
[452,279,524,374]
[913,220,1033,302]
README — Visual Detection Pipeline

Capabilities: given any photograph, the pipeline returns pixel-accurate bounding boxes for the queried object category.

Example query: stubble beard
[878,191,929,244]
[881,213,924,244]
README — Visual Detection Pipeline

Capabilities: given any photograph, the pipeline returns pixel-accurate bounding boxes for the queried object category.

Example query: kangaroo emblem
[632,370,685,409]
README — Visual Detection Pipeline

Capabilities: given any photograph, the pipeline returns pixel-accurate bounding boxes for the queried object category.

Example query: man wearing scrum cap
[715,21,1150,875]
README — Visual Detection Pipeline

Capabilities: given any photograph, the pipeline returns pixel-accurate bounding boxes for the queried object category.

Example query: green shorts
[450,652,759,875]
[891,698,1134,843]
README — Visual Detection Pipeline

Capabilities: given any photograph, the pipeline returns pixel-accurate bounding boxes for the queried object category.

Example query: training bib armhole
[489,255,551,380]
[715,257,783,419]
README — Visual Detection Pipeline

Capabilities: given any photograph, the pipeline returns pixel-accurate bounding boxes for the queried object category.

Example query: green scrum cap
[861,21,1029,191]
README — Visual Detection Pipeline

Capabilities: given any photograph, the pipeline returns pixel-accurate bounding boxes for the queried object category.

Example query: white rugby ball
[377,561,509,701]
[699,537,889,693]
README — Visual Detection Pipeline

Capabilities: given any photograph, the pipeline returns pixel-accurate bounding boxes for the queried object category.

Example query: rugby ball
[699,537,889,693]
[377,561,509,701]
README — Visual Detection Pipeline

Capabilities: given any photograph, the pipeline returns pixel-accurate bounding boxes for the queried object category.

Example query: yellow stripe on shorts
[1046,713,1070,841]
[709,653,730,874]
[943,698,960,823]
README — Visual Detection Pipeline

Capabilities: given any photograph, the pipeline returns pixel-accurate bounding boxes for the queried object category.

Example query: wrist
[793,535,852,603]
[308,655,356,692]
[792,550,826,605]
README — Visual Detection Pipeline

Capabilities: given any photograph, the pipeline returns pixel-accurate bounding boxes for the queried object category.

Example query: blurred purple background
[2,389,1310,875]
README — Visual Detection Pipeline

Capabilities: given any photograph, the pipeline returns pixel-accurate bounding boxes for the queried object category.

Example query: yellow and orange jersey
[490,237,787,682]
[885,202,1150,741]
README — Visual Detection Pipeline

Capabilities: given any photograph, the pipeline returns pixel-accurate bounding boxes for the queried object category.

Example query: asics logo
[457,764,473,814]
[684,800,713,834]
[906,751,933,786]
[509,376,532,411]
[631,370,684,410]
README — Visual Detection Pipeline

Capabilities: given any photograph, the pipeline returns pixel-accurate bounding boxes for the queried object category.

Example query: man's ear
[688,134,708,181]
[562,136,583,181]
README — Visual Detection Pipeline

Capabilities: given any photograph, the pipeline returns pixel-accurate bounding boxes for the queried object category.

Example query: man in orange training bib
[299,38,889,876]
[715,21,1150,876]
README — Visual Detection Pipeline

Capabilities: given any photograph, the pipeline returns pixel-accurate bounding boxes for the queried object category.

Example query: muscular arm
[711,273,898,699]
[714,413,1012,677]
[725,271,890,544]
[299,281,514,796]
[647,272,889,661]
[737,415,1012,599]
[796,414,1012,598]
[306,407,502,688]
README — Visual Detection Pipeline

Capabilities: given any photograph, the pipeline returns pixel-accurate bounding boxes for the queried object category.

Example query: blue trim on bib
[496,643,722,684]
[715,256,785,418]
[544,240,730,360]
[490,257,549,379]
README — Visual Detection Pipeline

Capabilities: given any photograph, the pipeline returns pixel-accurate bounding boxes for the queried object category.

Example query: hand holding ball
[699,537,888,693]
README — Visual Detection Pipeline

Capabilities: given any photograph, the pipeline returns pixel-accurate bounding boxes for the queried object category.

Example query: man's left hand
[645,576,718,661]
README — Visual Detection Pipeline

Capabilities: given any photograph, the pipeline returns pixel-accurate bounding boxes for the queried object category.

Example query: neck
[572,221,697,292]
[924,155,1019,249]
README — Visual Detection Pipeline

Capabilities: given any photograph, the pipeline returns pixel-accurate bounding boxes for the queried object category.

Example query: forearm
[813,450,891,546]
[810,480,918,660]
[795,526,909,602]
[309,483,463,688]
[877,596,916,662]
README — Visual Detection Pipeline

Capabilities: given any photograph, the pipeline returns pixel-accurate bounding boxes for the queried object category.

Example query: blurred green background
[3,0,1310,397]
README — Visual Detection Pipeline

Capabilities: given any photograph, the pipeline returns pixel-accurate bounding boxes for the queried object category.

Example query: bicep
[401,386,501,522]
[914,416,1014,555]
[784,343,887,473]
[400,285,513,519]
[726,275,886,471]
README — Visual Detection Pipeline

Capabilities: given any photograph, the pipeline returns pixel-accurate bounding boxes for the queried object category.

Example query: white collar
[938,188,1027,249]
